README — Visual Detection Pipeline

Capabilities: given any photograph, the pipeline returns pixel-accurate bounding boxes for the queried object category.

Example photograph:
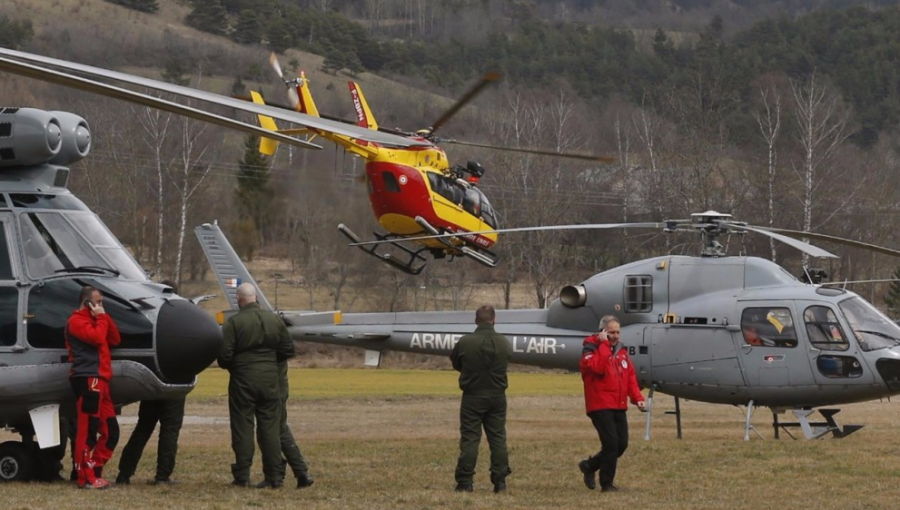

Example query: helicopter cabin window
[803,306,849,351]
[740,308,798,348]
[838,296,900,352]
[0,288,17,346]
[382,172,401,193]
[816,355,863,378]
[427,173,465,206]
[0,221,13,280]
[624,275,652,313]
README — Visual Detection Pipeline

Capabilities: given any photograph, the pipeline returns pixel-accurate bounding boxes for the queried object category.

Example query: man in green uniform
[450,305,512,494]
[218,283,295,489]
[276,358,314,489]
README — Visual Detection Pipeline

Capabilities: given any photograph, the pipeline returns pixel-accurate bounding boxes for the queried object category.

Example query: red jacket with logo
[65,308,121,381]
[579,334,644,413]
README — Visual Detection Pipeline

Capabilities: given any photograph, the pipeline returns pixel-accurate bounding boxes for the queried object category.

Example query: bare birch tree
[753,80,783,261]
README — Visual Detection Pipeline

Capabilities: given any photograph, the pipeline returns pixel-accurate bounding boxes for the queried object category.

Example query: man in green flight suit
[450,305,512,494]
[218,283,295,489]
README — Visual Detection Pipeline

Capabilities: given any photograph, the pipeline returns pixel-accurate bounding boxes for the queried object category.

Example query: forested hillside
[3,0,900,315]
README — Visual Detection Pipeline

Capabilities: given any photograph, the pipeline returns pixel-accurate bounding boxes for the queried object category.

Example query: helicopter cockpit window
[740,308,798,348]
[20,212,147,281]
[838,297,900,352]
[803,306,849,351]
[0,288,17,346]
[10,194,89,211]
[0,222,13,280]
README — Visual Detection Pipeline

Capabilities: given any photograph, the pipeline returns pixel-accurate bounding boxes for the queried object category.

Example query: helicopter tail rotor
[269,52,300,109]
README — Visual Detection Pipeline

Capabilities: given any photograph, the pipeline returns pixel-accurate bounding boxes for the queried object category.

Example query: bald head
[236,283,257,307]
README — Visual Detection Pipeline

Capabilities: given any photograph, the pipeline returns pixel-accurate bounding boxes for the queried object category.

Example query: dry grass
[3,368,900,509]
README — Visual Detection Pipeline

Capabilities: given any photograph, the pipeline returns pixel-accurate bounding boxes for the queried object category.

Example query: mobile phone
[83,299,91,308]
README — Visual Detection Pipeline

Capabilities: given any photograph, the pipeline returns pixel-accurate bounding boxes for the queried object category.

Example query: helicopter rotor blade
[442,139,616,163]
[348,222,664,247]
[0,48,427,148]
[426,72,501,137]
[269,52,300,109]
[0,55,322,150]
[757,227,900,258]
[731,225,838,259]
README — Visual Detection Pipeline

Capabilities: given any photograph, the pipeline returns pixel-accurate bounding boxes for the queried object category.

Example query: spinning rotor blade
[348,222,664,247]
[442,139,616,162]
[426,72,501,136]
[731,225,838,259]
[269,52,300,108]
[760,227,900,258]
[0,48,428,148]
[0,55,321,150]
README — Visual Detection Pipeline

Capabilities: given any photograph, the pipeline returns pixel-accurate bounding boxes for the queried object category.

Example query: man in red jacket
[578,315,645,493]
[66,286,121,490]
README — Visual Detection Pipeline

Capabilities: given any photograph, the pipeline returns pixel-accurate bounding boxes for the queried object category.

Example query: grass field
[3,368,900,509]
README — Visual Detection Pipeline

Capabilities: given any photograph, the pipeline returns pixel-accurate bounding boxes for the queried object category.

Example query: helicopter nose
[155,299,223,383]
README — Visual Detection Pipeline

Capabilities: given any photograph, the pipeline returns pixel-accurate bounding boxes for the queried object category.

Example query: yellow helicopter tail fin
[249,90,279,156]
[296,71,320,117]
[348,81,378,130]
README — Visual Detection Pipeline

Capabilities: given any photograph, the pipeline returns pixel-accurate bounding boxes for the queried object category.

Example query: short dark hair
[78,286,98,306]
[475,305,496,324]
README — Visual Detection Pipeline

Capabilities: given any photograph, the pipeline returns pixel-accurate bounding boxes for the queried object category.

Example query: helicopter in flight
[248,54,614,275]
[196,211,900,441]
[0,107,223,482]
[0,47,612,276]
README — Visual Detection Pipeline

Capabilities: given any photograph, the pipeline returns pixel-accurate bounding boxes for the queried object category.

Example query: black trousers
[585,409,629,487]
[117,398,186,481]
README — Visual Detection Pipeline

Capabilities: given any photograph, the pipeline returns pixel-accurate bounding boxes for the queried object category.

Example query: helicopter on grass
[197,211,900,441]
[247,53,616,275]
[0,107,223,482]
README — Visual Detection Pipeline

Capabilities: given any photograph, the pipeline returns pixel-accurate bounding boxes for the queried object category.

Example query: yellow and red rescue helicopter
[252,54,613,275]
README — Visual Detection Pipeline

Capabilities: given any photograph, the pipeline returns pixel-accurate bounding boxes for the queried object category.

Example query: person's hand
[88,301,105,317]
[637,400,647,412]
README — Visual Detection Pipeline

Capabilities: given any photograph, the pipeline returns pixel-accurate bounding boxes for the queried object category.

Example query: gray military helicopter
[196,211,900,442]
[0,107,224,482]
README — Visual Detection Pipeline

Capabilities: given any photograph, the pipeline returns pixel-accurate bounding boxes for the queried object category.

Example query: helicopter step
[413,216,499,268]
[772,408,863,440]
[338,223,428,276]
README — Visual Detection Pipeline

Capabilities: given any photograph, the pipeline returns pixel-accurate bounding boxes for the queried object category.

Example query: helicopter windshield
[838,297,900,352]
[20,212,147,281]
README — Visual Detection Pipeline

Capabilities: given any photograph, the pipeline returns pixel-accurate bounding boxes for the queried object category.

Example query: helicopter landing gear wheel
[0,441,36,482]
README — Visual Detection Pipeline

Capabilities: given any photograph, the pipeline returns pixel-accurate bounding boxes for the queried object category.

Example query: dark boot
[578,459,596,490]
[296,472,315,488]
[454,483,474,492]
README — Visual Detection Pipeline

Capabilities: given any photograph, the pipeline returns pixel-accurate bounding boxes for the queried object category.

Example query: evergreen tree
[231,75,247,96]
[161,57,190,86]
[230,9,262,45]
[322,48,347,75]
[105,0,159,13]
[185,0,228,37]
[885,265,900,317]
[234,135,274,246]
[0,15,33,50]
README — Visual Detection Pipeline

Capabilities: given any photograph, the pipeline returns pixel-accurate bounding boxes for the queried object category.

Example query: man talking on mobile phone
[66,285,121,490]
[577,315,645,493]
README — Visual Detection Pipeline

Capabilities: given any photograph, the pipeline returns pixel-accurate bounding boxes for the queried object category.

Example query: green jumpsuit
[218,302,295,484]
[450,322,512,486]
[277,360,312,484]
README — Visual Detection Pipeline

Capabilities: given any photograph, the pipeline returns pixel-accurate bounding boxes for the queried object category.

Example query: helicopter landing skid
[771,408,863,440]
[413,216,499,268]
[338,224,428,276]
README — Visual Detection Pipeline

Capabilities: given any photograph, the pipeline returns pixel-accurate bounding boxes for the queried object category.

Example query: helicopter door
[0,213,22,351]
[735,304,814,387]
[799,303,874,385]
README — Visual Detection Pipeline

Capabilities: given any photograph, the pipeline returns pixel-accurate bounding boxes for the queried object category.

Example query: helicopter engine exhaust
[0,107,62,167]
[560,285,587,308]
